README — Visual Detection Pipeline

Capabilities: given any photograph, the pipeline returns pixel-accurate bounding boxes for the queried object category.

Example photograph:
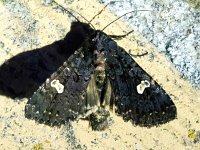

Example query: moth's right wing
[106,46,177,127]
[25,49,95,126]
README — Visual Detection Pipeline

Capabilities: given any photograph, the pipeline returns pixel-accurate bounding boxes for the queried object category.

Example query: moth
[25,3,177,131]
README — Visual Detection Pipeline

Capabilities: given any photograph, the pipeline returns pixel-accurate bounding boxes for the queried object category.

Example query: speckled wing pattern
[25,26,177,128]
[25,48,95,126]
[102,34,177,127]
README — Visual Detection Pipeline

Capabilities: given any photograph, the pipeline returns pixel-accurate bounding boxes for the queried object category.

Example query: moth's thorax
[94,50,106,97]
[94,32,118,53]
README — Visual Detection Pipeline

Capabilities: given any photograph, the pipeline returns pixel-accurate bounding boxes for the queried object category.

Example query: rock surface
[100,0,200,87]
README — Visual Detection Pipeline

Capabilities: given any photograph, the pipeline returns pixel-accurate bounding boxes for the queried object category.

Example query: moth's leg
[102,78,112,110]
[76,106,98,120]
[76,105,111,131]
[128,51,148,58]
[109,30,148,57]
[89,107,111,131]
[109,30,134,40]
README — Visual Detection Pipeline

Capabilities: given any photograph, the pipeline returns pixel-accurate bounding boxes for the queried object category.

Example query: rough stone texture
[99,0,200,87]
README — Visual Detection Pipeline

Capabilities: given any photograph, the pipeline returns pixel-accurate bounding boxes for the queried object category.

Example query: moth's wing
[25,49,94,126]
[106,47,177,127]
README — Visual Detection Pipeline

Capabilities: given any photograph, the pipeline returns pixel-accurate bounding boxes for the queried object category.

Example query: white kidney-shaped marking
[137,80,150,94]
[50,79,64,93]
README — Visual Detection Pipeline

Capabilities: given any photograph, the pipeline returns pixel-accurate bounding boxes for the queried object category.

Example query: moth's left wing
[25,49,95,126]
[106,46,177,127]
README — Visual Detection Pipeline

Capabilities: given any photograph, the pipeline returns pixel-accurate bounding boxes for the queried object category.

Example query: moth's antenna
[69,8,96,30]
[89,3,110,23]
[52,1,96,29]
[52,1,80,22]
[67,8,89,23]
[89,1,121,24]
[102,10,150,31]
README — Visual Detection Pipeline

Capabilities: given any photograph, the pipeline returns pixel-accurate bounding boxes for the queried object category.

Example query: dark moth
[25,20,177,130]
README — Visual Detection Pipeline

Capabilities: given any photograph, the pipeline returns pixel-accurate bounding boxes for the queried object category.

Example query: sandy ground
[0,0,200,149]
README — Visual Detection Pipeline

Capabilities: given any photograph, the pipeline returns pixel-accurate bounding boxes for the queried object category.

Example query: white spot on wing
[50,79,64,94]
[137,80,150,94]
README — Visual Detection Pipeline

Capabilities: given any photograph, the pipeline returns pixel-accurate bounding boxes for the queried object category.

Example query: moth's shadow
[0,22,90,99]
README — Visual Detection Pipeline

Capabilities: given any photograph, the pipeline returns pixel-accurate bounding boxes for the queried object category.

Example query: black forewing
[105,40,177,127]
[25,48,95,126]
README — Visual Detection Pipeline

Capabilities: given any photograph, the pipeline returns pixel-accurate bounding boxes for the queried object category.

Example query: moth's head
[70,21,95,36]
[62,21,96,55]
